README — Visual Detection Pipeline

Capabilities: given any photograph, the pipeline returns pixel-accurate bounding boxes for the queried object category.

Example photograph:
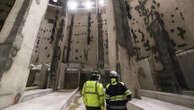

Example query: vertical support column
[88,12,91,45]
[106,0,140,98]
[65,14,74,63]
[0,0,49,108]
[97,10,104,69]
[106,0,118,70]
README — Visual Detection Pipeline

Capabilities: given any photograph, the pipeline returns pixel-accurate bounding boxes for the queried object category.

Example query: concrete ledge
[19,89,53,102]
[140,89,194,108]
[128,102,144,110]
[24,86,39,91]
[183,91,194,97]
[61,88,79,110]
[3,89,79,110]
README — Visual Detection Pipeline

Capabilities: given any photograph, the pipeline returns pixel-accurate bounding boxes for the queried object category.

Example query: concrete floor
[66,93,194,110]
[65,93,85,110]
[4,91,75,110]
[4,92,194,110]
[131,97,194,110]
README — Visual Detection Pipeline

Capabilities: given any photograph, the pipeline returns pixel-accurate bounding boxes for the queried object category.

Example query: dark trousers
[107,105,127,110]
[107,108,127,110]
[86,106,101,110]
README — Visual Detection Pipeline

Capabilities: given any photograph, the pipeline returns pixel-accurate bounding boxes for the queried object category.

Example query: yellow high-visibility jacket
[81,80,104,109]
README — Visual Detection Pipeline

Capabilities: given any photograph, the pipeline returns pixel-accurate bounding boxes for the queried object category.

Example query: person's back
[82,71,104,110]
[105,71,132,110]
[106,82,131,108]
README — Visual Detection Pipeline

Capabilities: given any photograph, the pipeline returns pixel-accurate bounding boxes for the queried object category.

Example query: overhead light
[99,0,104,7]
[83,1,94,10]
[52,0,58,2]
[67,1,78,11]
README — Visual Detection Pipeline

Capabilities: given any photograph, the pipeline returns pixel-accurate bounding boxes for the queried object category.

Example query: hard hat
[109,71,120,84]
[90,71,101,81]
[110,71,118,78]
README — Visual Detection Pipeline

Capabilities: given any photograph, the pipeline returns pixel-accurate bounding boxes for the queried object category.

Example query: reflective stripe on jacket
[105,82,132,102]
[82,81,104,108]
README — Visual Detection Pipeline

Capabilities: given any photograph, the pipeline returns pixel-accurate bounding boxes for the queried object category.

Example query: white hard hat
[110,71,118,78]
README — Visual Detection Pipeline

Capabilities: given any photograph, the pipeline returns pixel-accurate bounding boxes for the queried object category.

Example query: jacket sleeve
[123,84,132,101]
[105,84,110,104]
[98,83,105,107]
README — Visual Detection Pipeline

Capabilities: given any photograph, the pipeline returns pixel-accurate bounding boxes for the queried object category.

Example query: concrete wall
[27,4,58,88]
[128,0,194,55]
[0,0,25,42]
[51,1,141,95]
[0,0,49,108]
[127,0,194,91]
[87,11,99,67]
[106,0,118,70]
[62,9,99,67]
[30,4,58,66]
[0,0,16,31]
[55,9,100,89]
[106,0,140,98]
[177,49,194,90]
[69,11,90,63]
[101,7,109,67]
[60,7,109,68]
[137,58,156,90]
[31,20,54,65]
